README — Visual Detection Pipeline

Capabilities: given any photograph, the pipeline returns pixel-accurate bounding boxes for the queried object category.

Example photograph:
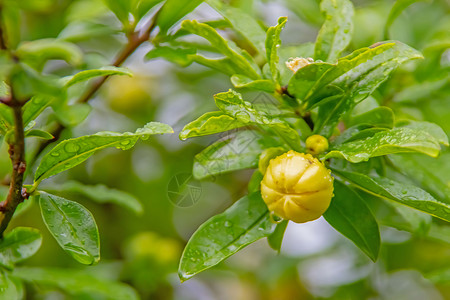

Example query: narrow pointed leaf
[266,17,287,82]
[39,193,100,265]
[157,0,204,33]
[63,67,132,88]
[179,192,276,281]
[267,220,288,252]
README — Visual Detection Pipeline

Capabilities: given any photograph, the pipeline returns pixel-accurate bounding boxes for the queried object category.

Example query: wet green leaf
[34,122,173,186]
[349,107,395,128]
[332,169,450,222]
[323,181,380,261]
[22,95,57,126]
[325,127,443,163]
[267,220,288,252]
[266,17,287,83]
[180,111,246,140]
[178,192,276,281]
[314,0,354,62]
[0,227,42,269]
[231,75,276,93]
[39,193,100,265]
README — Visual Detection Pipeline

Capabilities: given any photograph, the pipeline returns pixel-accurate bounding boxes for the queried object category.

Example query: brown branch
[33,19,158,160]
[0,95,27,237]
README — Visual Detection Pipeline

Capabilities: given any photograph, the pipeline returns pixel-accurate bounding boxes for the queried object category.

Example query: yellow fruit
[260,150,334,223]
[305,134,329,155]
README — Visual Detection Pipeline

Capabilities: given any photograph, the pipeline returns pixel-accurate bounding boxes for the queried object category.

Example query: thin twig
[0,93,27,237]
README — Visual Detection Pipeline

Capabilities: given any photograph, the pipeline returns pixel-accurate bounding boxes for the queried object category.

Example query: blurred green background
[1,0,449,299]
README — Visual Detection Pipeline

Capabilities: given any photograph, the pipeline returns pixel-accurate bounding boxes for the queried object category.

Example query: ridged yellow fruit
[261,150,334,223]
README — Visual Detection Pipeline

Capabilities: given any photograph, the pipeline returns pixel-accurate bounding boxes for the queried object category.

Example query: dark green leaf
[325,127,443,163]
[180,111,246,140]
[0,227,42,269]
[42,181,143,215]
[314,0,354,62]
[33,122,173,186]
[14,267,138,300]
[266,17,287,83]
[267,220,288,252]
[178,192,276,281]
[39,193,100,265]
[332,169,450,222]
[324,181,380,261]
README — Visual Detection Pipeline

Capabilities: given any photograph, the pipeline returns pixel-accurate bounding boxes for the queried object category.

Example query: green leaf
[193,130,281,180]
[1,2,20,49]
[25,129,54,140]
[314,0,354,62]
[22,95,56,126]
[0,104,13,133]
[324,127,443,163]
[34,122,173,186]
[267,220,288,252]
[323,181,380,261]
[178,192,276,281]
[333,125,388,145]
[388,201,432,235]
[157,0,204,33]
[16,39,83,68]
[289,42,423,108]
[384,0,427,39]
[180,111,246,140]
[399,121,449,146]
[134,0,164,20]
[145,46,195,67]
[63,67,133,88]
[349,107,395,128]
[231,75,276,93]
[53,103,92,127]
[42,181,143,215]
[214,90,301,150]
[388,152,450,203]
[181,20,260,79]
[266,17,287,83]
[14,267,138,300]
[206,0,266,53]
[0,270,23,300]
[39,193,100,265]
[332,169,450,222]
[103,0,133,25]
[0,227,42,269]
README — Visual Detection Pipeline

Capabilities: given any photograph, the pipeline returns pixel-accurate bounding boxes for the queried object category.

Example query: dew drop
[50,151,60,157]
[224,221,232,228]
[269,211,283,224]
[64,142,80,153]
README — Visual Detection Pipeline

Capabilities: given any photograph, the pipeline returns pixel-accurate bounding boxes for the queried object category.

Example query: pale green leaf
[157,0,204,33]
[63,67,133,88]
[0,227,42,269]
[231,75,276,93]
[266,17,287,83]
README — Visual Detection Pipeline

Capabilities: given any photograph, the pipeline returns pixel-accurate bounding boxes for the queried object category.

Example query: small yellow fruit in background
[306,134,329,155]
[260,150,334,223]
